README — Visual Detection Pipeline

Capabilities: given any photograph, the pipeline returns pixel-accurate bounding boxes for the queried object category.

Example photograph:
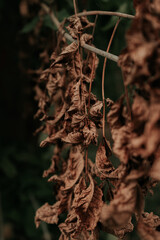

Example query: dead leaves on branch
[34,5,160,240]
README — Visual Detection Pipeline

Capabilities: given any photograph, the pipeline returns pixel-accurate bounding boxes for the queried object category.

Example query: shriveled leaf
[35,202,60,228]
[62,131,83,144]
[40,128,65,147]
[100,181,141,227]
[52,42,78,66]
[137,212,160,240]
[95,138,113,179]
[73,174,94,213]
[49,146,84,190]
[83,121,98,146]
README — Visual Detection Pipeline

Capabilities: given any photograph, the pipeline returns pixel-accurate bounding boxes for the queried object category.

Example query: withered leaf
[100,181,140,227]
[52,42,78,66]
[49,146,84,191]
[73,177,103,231]
[40,128,65,147]
[102,218,133,239]
[83,121,98,146]
[89,100,103,123]
[71,113,85,128]
[73,174,94,213]
[80,33,92,46]
[62,131,83,144]
[66,17,82,39]
[35,202,60,228]
[95,138,113,179]
[137,212,160,240]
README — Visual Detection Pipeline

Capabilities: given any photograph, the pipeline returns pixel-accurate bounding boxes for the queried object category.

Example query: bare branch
[70,10,135,20]
[41,3,119,63]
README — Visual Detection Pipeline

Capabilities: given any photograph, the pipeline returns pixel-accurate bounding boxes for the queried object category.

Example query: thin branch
[88,53,96,115]
[41,3,119,63]
[73,0,77,17]
[70,10,135,20]
[102,18,121,138]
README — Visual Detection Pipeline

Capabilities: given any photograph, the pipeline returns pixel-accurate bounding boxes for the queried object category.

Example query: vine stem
[102,18,121,138]
[41,3,120,63]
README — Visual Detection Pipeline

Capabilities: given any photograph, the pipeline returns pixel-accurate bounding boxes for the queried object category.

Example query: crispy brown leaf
[137,212,160,240]
[35,202,60,228]
[95,138,113,179]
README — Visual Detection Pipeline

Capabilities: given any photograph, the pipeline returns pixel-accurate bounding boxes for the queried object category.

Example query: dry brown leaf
[100,181,140,227]
[95,139,114,179]
[137,212,160,240]
[73,174,94,213]
[49,146,84,191]
[83,121,98,146]
[62,132,83,144]
[35,202,60,228]
[40,128,65,147]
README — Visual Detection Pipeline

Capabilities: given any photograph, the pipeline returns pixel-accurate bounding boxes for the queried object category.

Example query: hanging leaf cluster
[34,0,160,239]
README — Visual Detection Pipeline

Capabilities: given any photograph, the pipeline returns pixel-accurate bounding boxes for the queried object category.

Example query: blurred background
[0,0,159,239]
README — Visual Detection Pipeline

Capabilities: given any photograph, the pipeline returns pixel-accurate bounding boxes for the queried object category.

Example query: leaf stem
[102,18,121,138]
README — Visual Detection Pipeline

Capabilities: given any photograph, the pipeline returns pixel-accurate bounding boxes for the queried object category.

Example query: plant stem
[88,53,96,116]
[73,0,77,17]
[41,3,119,63]
[102,18,121,138]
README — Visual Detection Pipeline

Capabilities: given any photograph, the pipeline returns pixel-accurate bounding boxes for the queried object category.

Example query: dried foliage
[34,0,160,239]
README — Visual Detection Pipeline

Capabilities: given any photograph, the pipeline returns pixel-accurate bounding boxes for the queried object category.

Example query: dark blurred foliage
[0,0,160,240]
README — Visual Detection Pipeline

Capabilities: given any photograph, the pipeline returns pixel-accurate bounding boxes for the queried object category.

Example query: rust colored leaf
[100,181,140,227]
[95,138,113,179]
[66,17,82,39]
[49,146,84,191]
[137,212,160,240]
[52,42,78,66]
[73,174,94,213]
[62,131,83,144]
[40,128,65,147]
[83,121,98,146]
[35,202,60,228]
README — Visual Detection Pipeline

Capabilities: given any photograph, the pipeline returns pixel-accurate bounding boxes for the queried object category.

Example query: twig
[29,194,52,240]
[88,53,96,115]
[73,0,77,17]
[41,3,119,63]
[70,10,134,19]
[0,193,4,240]
[102,18,121,138]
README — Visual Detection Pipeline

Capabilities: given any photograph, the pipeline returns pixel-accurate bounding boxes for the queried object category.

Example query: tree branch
[41,3,119,63]
[70,10,134,20]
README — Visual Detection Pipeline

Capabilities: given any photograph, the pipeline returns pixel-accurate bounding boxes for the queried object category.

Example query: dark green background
[0,0,159,239]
